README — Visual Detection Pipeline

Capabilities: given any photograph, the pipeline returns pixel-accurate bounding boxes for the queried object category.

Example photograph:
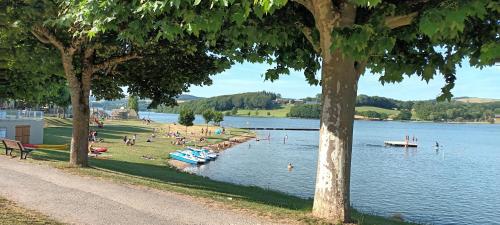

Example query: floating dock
[384,141,418,147]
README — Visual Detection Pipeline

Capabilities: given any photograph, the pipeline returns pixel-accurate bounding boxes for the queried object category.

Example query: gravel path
[0,157,283,225]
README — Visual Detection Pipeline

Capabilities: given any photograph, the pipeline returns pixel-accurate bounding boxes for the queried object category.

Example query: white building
[0,110,44,144]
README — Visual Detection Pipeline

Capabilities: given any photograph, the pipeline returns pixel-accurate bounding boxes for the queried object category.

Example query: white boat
[187,147,218,160]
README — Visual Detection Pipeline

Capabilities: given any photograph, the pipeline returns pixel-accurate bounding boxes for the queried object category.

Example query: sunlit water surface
[145,112,500,225]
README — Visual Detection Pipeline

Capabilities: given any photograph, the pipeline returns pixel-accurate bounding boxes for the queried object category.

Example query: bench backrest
[1,139,23,150]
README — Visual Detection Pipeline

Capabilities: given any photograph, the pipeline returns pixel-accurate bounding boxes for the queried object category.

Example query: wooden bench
[1,139,35,159]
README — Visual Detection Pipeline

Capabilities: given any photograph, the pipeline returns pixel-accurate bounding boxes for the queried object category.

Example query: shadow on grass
[45,118,73,127]
[32,149,69,162]
[44,125,157,144]
[31,149,312,211]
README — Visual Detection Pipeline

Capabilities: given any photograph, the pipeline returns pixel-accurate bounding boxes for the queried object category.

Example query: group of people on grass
[201,128,212,136]
[166,131,182,138]
[91,121,235,154]
[123,134,137,146]
[142,117,152,125]
[123,132,157,146]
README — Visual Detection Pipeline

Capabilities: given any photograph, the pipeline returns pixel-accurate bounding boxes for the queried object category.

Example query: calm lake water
[144,112,500,225]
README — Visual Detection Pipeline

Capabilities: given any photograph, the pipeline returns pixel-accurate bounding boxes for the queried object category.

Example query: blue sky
[187,62,499,100]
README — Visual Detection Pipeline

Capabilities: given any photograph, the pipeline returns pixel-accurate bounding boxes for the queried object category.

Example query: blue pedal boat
[169,150,205,164]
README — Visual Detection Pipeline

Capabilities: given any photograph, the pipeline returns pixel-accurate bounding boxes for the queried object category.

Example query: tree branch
[93,54,141,73]
[30,30,51,44]
[31,26,65,53]
[84,46,95,60]
[69,36,86,55]
[296,22,321,54]
[385,12,418,29]
[355,61,367,77]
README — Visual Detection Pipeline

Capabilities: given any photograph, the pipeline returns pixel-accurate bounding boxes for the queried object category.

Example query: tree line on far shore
[155,91,280,114]
[156,92,499,122]
[288,98,499,122]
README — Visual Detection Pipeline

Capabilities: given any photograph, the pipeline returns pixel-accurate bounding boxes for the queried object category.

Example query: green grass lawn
[231,104,294,118]
[355,106,400,116]
[229,105,400,119]
[14,117,419,225]
[0,197,64,225]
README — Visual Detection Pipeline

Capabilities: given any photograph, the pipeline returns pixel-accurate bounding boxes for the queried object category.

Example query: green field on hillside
[230,104,293,117]
[229,105,400,118]
[355,106,400,116]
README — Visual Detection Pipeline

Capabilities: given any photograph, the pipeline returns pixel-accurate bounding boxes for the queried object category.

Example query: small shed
[0,110,44,144]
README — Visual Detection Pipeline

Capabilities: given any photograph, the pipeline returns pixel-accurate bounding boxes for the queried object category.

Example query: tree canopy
[212,111,224,126]
[202,109,215,124]
[178,108,195,127]
[128,95,139,115]
[69,0,498,99]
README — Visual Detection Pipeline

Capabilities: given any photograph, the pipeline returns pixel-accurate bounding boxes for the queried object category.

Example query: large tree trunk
[69,86,90,167]
[310,1,358,223]
[312,51,359,223]
[62,54,92,167]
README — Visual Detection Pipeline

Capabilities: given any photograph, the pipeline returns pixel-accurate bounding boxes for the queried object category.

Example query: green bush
[178,108,195,127]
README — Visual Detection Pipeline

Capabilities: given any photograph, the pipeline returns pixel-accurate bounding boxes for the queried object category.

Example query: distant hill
[155,91,280,114]
[176,94,201,101]
[454,97,500,103]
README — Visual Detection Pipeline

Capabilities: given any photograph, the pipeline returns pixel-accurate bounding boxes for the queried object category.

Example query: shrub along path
[0,156,284,225]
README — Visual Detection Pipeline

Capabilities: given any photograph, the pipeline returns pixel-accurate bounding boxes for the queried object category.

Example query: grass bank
[227,105,400,119]
[230,104,294,118]
[355,106,400,116]
[0,196,63,225]
[15,117,418,225]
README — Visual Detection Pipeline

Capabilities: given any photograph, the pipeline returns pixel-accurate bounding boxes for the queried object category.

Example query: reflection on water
[145,112,500,225]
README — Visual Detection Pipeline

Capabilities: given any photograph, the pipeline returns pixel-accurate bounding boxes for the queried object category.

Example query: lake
[144,111,500,225]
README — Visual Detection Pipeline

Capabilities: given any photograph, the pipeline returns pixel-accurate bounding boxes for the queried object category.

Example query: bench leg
[21,151,32,159]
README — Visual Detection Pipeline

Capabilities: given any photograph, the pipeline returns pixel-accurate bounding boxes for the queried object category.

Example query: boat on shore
[187,147,218,160]
[169,150,206,164]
